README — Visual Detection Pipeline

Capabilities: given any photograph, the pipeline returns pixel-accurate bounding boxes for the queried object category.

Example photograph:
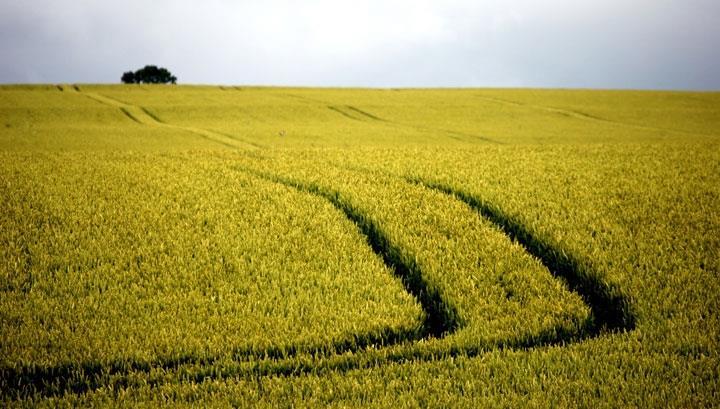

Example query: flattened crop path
[475,94,705,137]
[68,85,261,149]
[245,165,635,344]
[0,163,637,399]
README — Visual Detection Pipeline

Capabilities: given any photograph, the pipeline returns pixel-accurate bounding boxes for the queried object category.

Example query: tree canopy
[121,65,177,84]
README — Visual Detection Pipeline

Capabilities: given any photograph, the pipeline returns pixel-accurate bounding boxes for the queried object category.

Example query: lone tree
[121,65,177,84]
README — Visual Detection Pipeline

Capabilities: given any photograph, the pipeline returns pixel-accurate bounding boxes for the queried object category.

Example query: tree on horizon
[121,65,177,84]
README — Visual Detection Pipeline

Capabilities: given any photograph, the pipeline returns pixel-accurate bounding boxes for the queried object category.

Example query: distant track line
[67,87,260,149]
[282,92,503,144]
[475,94,707,137]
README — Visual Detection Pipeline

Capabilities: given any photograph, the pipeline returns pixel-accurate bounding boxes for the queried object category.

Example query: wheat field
[1,84,719,407]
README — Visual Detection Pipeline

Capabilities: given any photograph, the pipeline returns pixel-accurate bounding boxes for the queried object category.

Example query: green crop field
[1,84,719,407]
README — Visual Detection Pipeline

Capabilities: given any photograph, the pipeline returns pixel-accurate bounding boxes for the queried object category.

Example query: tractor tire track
[68,87,260,149]
[345,105,385,121]
[281,92,503,144]
[1,164,636,399]
[327,105,364,121]
[331,162,636,334]
[241,167,461,339]
[119,107,142,124]
[1,166,448,399]
[410,178,636,333]
[328,105,386,122]
[0,324,423,399]
[476,94,707,137]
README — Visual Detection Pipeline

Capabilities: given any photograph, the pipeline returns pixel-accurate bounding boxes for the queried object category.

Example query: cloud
[0,0,718,89]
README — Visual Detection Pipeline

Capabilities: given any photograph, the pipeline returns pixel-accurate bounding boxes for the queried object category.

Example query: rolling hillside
[1,85,718,407]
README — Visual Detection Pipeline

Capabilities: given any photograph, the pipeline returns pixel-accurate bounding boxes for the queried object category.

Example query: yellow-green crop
[1,84,718,407]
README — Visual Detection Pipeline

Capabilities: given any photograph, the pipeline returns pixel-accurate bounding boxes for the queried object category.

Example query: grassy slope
[0,85,718,407]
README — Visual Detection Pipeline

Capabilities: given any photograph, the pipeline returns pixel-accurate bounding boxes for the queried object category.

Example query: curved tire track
[242,168,462,338]
[1,165,636,399]
[248,165,635,337]
[332,162,636,334]
[67,86,260,149]
[1,168,450,399]
[409,177,636,333]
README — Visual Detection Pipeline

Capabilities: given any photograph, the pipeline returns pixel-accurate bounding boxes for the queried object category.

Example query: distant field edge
[2,83,719,92]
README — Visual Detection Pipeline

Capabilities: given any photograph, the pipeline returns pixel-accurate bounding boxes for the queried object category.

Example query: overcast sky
[1,0,719,89]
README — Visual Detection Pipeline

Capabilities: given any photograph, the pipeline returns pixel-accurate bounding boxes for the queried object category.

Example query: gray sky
[1,0,719,89]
